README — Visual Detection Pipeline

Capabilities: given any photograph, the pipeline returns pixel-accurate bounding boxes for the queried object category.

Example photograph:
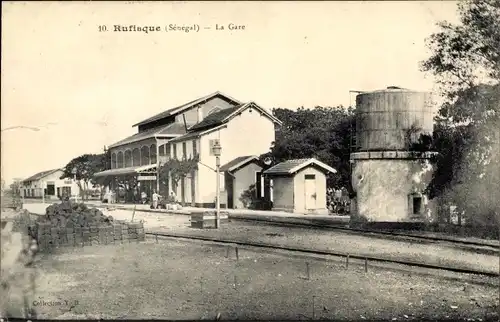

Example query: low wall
[29,221,145,251]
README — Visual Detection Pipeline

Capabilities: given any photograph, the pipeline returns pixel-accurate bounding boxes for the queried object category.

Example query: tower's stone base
[350,151,437,223]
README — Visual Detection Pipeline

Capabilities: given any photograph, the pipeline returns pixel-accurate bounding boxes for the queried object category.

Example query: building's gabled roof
[22,169,61,183]
[188,101,282,132]
[168,124,227,144]
[165,101,282,144]
[188,104,245,132]
[226,101,282,126]
[220,155,260,173]
[108,123,187,149]
[132,91,242,128]
[263,158,337,176]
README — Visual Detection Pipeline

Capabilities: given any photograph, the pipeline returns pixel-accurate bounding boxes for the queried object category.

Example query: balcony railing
[110,156,172,169]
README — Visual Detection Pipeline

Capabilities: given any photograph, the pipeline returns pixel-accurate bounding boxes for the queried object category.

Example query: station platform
[21,201,351,225]
[20,201,499,248]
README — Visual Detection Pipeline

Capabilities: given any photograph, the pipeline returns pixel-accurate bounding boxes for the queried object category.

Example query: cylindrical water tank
[355,87,435,151]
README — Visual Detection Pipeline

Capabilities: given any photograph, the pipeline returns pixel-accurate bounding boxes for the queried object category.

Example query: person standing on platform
[152,190,159,209]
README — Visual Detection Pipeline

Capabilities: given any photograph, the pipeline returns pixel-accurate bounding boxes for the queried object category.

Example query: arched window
[132,148,140,166]
[111,153,117,169]
[159,144,165,156]
[165,144,171,158]
[141,146,150,165]
[150,144,157,164]
[117,151,124,168]
[124,150,132,167]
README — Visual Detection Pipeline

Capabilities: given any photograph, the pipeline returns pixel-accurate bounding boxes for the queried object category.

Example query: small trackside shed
[263,158,336,215]
[220,155,265,209]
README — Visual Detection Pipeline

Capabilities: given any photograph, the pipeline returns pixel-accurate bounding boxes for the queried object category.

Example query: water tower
[349,86,437,227]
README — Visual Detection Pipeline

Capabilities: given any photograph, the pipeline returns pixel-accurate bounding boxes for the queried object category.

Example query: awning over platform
[135,164,157,173]
[93,164,157,178]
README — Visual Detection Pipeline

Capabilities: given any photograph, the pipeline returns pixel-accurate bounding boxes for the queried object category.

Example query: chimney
[197,106,203,123]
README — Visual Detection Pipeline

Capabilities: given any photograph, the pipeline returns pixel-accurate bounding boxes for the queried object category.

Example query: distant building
[21,169,80,199]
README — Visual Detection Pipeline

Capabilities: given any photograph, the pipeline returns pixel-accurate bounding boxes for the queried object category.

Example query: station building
[94,91,282,207]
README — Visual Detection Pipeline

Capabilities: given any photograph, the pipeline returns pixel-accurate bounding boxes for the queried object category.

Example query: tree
[268,106,355,192]
[9,180,22,196]
[60,153,108,201]
[421,0,500,99]
[158,155,199,204]
[421,0,500,233]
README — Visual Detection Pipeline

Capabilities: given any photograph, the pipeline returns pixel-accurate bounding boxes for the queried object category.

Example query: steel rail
[230,217,500,249]
[146,231,499,278]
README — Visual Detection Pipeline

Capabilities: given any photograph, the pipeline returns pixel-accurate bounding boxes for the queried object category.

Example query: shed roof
[220,155,260,172]
[263,158,336,176]
[22,169,61,183]
[108,123,187,149]
[132,91,242,127]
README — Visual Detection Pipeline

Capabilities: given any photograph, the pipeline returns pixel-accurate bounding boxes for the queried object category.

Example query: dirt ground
[31,238,499,321]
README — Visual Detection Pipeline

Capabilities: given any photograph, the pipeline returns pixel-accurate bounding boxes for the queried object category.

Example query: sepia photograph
[1,1,499,321]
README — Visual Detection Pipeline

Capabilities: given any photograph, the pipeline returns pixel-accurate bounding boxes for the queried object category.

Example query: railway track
[230,216,500,249]
[18,210,498,278]
[22,203,498,249]
[24,207,498,251]
[145,231,499,278]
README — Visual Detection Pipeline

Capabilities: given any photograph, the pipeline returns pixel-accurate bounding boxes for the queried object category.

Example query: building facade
[220,156,266,209]
[21,169,81,200]
[168,101,281,207]
[94,91,281,206]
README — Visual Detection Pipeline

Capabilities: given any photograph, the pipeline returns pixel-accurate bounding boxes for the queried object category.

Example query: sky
[1,1,460,185]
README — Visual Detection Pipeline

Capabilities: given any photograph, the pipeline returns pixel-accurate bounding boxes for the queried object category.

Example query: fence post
[312,295,316,319]
[346,254,349,269]
[364,257,368,273]
[235,247,239,261]
[306,262,311,280]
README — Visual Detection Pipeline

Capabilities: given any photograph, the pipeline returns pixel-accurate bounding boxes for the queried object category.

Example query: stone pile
[29,202,145,251]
